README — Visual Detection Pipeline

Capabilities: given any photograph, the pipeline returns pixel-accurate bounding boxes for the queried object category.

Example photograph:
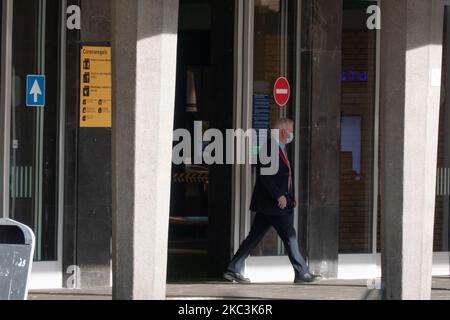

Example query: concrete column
[111,0,179,300]
[380,0,444,300]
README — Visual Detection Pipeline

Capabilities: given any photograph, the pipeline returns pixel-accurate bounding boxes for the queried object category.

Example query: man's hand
[278,196,287,209]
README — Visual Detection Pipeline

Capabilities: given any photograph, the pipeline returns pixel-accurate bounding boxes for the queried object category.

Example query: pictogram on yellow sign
[80,46,112,128]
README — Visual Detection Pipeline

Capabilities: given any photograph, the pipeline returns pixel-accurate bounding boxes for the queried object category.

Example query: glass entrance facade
[168,0,235,280]
[8,0,61,262]
[0,0,448,289]
[435,5,450,253]
[250,0,299,257]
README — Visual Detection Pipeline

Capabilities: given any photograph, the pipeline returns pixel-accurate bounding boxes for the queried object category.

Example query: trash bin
[0,219,35,300]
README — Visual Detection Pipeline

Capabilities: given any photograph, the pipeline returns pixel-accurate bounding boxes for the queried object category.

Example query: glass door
[234,0,301,282]
[6,0,63,288]
[433,1,450,277]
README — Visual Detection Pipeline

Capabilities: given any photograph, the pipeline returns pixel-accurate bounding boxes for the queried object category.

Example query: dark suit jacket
[250,138,295,216]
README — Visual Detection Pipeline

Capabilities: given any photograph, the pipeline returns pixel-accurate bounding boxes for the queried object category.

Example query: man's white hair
[273,118,294,130]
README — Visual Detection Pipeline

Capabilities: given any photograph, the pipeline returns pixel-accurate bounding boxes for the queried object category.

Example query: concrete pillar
[380,0,444,300]
[111,0,179,300]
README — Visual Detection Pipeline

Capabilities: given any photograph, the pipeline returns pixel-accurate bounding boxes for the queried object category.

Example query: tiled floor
[27,277,450,300]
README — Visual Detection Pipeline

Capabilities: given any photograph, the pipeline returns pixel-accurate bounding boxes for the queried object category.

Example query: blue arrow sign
[26,75,45,107]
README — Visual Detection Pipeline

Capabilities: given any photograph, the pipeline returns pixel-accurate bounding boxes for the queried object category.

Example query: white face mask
[286,132,294,144]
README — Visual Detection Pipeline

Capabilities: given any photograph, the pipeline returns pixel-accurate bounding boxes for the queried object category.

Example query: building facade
[0,0,449,299]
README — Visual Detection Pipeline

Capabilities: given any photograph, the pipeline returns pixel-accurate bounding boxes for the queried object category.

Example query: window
[339,0,378,254]
[434,5,450,253]
[250,0,299,257]
[9,0,61,261]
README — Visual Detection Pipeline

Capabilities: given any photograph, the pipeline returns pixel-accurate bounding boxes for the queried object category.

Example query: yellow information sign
[80,46,112,128]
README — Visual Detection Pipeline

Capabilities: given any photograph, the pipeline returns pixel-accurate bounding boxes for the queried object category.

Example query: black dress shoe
[223,271,251,284]
[294,273,322,284]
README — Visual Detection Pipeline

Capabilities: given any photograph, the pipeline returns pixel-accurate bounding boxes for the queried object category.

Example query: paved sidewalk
[28,277,450,300]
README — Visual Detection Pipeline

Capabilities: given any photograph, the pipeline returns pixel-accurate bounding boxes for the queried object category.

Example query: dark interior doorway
[167,0,235,281]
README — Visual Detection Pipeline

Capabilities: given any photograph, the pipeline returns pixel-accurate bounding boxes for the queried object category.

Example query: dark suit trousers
[227,212,309,278]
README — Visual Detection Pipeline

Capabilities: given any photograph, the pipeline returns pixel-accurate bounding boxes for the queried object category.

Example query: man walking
[224,119,321,284]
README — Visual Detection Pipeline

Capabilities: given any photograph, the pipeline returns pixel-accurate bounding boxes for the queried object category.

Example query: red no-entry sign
[274,77,291,107]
